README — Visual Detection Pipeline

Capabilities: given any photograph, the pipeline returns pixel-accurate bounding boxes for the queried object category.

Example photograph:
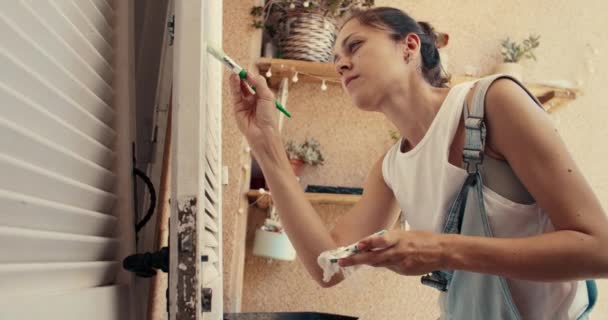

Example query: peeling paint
[176,196,198,320]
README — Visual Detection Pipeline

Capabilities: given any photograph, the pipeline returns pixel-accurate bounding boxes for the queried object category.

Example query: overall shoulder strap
[462,74,539,173]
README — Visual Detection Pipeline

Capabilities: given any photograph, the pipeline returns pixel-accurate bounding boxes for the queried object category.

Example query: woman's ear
[404,33,421,51]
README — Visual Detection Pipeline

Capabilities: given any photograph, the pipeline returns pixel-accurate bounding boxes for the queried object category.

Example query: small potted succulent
[251,0,375,62]
[284,137,325,176]
[494,34,541,81]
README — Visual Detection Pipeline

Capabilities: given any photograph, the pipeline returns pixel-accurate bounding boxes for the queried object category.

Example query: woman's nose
[336,58,352,75]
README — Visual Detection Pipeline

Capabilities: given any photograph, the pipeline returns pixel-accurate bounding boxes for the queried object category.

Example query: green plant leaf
[250,6,264,16]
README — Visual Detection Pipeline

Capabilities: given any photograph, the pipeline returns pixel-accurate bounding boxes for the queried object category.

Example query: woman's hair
[342,7,449,87]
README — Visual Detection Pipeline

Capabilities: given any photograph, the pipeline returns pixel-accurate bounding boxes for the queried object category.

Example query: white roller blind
[0,0,133,318]
[169,0,223,319]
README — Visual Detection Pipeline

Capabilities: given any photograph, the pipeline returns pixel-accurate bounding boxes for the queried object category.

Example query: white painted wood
[50,1,113,60]
[0,46,115,132]
[110,0,137,318]
[204,179,218,207]
[170,0,204,317]
[206,155,218,182]
[0,5,114,114]
[202,247,218,263]
[0,189,116,237]
[0,0,134,318]
[90,0,114,25]
[0,154,116,213]
[202,263,219,286]
[21,0,114,80]
[207,277,223,320]
[0,285,131,320]
[203,229,219,248]
[71,0,114,46]
[170,0,223,318]
[204,212,218,232]
[0,4,113,102]
[0,225,118,263]
[0,86,115,166]
[0,117,115,191]
[0,46,114,127]
[205,172,217,193]
[202,0,223,318]
[203,193,218,219]
[0,261,117,298]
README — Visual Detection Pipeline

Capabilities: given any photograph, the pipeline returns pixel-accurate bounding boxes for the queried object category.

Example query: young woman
[229,7,607,319]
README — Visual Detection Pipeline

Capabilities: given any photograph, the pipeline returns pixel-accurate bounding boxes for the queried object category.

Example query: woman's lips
[345,75,359,87]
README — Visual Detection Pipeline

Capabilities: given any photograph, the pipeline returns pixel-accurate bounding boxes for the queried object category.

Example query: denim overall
[420,75,598,320]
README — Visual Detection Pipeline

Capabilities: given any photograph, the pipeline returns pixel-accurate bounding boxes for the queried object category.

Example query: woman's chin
[350,94,377,111]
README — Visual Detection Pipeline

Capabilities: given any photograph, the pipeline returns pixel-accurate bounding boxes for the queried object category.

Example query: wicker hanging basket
[279,13,337,62]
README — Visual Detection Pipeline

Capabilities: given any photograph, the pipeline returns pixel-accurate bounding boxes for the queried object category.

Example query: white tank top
[381,81,590,319]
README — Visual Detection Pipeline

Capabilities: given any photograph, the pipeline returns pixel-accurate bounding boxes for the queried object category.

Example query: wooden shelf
[256,58,579,112]
[247,189,360,209]
[256,58,338,88]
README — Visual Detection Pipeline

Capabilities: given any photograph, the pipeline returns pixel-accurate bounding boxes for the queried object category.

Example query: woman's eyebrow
[333,32,360,63]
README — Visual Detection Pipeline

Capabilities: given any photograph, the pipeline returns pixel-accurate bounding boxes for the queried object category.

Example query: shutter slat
[0,285,130,320]
[0,54,116,148]
[0,0,125,315]
[2,1,112,83]
[0,8,113,111]
[0,155,116,213]
[0,226,118,263]
[0,85,115,166]
[199,2,224,314]
[205,155,217,182]
[0,4,113,101]
[21,0,114,78]
[50,1,113,64]
[71,0,113,45]
[89,0,114,25]
[204,193,217,219]
[203,229,218,248]
[202,262,219,286]
[207,125,219,162]
[0,189,116,237]
[204,179,217,206]
[0,118,115,192]
[203,211,218,233]
[0,40,114,126]
[0,262,117,298]
[202,247,218,263]
[204,173,216,194]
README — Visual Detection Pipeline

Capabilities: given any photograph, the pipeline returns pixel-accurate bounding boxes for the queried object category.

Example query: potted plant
[494,34,541,81]
[284,137,325,176]
[251,0,375,62]
[253,204,297,261]
[388,129,400,143]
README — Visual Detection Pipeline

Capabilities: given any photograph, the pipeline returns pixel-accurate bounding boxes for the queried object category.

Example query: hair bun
[418,21,440,70]
[420,43,440,69]
[417,21,438,44]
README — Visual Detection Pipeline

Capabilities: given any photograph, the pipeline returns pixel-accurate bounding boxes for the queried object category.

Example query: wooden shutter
[169,0,223,319]
[0,1,134,319]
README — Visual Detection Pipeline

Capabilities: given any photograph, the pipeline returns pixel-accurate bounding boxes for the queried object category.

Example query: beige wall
[222,0,608,318]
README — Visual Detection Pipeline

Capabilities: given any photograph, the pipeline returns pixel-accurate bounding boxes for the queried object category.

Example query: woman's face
[333,19,410,110]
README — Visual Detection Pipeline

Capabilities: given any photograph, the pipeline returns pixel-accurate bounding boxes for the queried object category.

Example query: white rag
[316,230,387,283]
[317,246,359,283]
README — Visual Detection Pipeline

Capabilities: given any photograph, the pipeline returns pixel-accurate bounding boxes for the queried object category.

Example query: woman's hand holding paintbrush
[229,71,282,146]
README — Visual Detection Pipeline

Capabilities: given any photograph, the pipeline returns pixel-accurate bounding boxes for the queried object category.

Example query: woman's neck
[380,78,451,149]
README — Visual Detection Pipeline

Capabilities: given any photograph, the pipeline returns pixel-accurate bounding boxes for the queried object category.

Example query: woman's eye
[349,41,362,52]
